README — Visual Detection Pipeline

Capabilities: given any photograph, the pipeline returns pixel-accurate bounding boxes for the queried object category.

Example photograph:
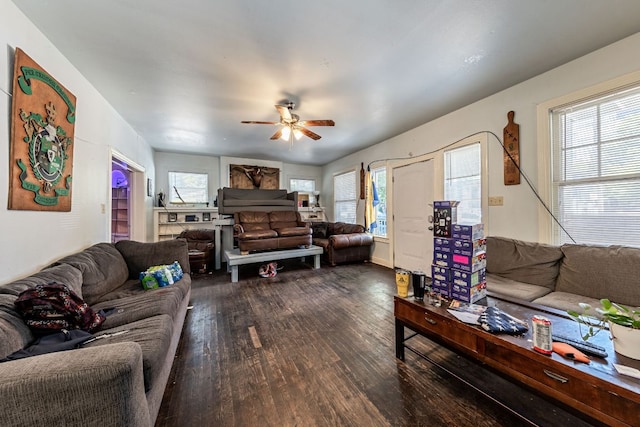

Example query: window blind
[334,170,357,223]
[444,143,481,225]
[551,84,640,246]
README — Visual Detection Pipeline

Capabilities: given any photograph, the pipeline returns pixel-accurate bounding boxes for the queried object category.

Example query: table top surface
[395,294,640,395]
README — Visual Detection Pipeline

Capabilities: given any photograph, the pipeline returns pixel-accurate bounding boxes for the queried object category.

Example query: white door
[393,160,434,274]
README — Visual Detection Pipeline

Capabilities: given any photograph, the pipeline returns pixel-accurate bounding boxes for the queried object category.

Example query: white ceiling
[12,1,640,166]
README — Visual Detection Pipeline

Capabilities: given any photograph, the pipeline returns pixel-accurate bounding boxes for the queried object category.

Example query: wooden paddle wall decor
[9,48,76,211]
[503,110,520,185]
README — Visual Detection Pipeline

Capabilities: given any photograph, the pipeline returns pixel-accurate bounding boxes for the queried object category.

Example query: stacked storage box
[431,201,487,303]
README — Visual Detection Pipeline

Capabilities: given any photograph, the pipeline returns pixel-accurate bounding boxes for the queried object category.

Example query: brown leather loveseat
[233,211,312,254]
[312,222,374,266]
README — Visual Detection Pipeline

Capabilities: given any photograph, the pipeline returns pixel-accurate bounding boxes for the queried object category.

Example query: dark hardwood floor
[155,261,596,427]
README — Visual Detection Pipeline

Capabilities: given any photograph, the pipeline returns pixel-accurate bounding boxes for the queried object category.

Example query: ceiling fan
[241,102,335,148]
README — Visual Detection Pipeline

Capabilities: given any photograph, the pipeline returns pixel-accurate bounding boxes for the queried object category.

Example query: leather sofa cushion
[329,222,365,235]
[269,211,301,230]
[276,227,312,237]
[236,211,270,225]
[238,229,278,240]
[329,233,373,250]
[485,236,563,289]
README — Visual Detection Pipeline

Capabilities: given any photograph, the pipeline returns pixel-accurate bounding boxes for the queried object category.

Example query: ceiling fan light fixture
[293,128,303,140]
[280,126,291,141]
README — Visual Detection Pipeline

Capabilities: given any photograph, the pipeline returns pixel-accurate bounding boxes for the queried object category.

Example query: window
[168,172,208,204]
[550,84,640,246]
[370,167,387,237]
[334,170,357,223]
[444,143,482,225]
[289,178,316,192]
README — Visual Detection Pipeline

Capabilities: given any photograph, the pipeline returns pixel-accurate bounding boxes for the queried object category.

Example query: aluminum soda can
[532,315,553,355]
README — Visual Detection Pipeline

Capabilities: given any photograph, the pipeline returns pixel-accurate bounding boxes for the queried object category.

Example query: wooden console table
[395,295,640,427]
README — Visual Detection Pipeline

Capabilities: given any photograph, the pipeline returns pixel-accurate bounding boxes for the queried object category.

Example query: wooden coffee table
[395,294,640,427]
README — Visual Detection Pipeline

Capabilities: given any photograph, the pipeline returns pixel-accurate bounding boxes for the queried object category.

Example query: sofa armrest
[0,342,151,426]
[329,233,374,250]
[233,224,245,234]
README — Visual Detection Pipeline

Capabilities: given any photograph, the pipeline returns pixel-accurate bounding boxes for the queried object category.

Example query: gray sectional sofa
[0,239,191,427]
[486,236,640,313]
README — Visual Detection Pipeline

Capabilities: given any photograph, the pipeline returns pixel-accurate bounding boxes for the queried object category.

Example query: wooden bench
[224,245,323,283]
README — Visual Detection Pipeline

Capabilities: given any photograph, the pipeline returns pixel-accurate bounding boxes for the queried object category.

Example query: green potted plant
[568,299,640,360]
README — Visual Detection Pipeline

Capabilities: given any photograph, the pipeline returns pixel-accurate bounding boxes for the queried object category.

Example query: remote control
[552,334,608,359]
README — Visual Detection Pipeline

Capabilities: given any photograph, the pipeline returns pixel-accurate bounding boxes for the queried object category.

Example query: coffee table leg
[395,319,405,361]
[231,265,238,283]
[314,254,320,269]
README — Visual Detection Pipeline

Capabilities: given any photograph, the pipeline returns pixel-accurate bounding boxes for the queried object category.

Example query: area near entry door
[393,160,434,274]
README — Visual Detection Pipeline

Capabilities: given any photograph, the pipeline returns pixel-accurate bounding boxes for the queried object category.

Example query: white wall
[323,32,640,269]
[154,152,321,206]
[0,0,156,283]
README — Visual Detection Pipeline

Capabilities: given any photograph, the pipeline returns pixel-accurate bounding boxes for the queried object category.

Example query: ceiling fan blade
[241,121,279,125]
[275,105,292,121]
[298,127,322,140]
[299,120,335,127]
[270,128,283,140]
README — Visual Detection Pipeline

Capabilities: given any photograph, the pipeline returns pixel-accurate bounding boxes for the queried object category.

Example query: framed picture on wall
[147,178,153,197]
[168,213,178,222]
[202,212,211,221]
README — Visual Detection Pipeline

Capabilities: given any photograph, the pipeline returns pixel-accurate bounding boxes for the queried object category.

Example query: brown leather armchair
[233,211,311,254]
[177,229,215,272]
[312,222,373,266]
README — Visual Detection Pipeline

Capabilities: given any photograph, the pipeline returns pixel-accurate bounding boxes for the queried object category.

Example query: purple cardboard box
[434,237,453,253]
[452,238,486,257]
[431,279,451,297]
[451,283,487,304]
[451,268,486,288]
[431,265,450,283]
[451,223,484,241]
[433,250,452,267]
[451,252,486,273]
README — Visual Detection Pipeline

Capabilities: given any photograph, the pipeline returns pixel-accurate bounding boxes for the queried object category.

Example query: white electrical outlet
[488,196,504,206]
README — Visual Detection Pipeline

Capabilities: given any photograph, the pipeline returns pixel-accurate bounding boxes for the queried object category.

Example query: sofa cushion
[84,314,174,392]
[238,230,278,240]
[115,239,190,281]
[223,199,294,207]
[56,243,129,304]
[532,291,602,315]
[0,264,84,358]
[485,236,563,289]
[329,222,365,235]
[276,227,311,237]
[236,211,271,232]
[269,211,301,229]
[485,273,552,302]
[556,244,640,307]
[94,286,186,330]
[223,188,288,200]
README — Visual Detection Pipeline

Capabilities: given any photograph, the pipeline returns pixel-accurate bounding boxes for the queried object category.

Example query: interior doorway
[392,160,434,274]
[110,150,146,242]
[111,160,131,242]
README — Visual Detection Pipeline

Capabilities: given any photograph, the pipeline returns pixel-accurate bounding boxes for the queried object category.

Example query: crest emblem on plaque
[9,48,76,211]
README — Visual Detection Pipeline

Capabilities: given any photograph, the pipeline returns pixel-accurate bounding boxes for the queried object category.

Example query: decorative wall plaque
[230,164,279,189]
[9,48,76,211]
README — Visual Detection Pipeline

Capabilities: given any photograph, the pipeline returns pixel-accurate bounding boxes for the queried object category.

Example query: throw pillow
[312,222,329,238]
